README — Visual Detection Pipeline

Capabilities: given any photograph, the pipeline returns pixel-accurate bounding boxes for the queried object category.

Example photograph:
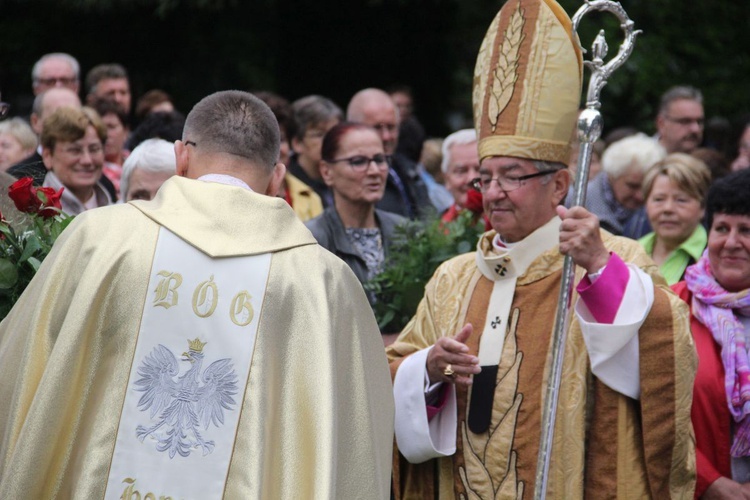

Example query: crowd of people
[1,0,750,495]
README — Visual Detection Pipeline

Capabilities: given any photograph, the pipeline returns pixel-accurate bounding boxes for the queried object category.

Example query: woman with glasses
[41,106,112,214]
[306,122,405,311]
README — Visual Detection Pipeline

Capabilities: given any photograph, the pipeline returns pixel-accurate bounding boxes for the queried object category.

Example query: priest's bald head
[174,90,286,196]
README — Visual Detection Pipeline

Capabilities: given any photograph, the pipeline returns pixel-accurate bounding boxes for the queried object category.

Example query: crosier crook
[533,2,641,498]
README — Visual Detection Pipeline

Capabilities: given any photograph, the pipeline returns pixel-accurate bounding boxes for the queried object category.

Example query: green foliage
[0,214,74,318]
[366,210,485,333]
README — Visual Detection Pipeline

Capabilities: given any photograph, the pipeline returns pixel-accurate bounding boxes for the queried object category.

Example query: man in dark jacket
[347,88,433,219]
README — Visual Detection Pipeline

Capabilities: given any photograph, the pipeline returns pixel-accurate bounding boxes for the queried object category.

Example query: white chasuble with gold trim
[105,228,271,499]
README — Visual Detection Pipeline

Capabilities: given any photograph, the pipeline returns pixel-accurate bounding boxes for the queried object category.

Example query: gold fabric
[285,172,324,222]
[473,0,583,164]
[387,230,696,499]
[0,176,394,499]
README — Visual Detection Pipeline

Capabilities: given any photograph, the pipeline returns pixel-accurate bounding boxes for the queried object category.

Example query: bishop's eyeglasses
[470,170,556,192]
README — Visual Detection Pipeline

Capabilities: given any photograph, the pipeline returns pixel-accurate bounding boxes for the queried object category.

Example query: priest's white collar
[197,174,253,191]
[475,216,561,281]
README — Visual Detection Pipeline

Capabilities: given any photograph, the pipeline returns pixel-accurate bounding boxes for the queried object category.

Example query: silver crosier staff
[533,1,641,498]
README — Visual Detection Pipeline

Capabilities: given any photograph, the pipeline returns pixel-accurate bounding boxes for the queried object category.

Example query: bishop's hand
[426,323,481,387]
[556,205,610,274]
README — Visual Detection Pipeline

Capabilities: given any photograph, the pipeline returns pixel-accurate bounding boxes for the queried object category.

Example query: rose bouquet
[366,192,489,333]
[0,178,71,318]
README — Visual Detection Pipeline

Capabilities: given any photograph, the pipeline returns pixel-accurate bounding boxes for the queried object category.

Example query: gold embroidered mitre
[473,0,583,163]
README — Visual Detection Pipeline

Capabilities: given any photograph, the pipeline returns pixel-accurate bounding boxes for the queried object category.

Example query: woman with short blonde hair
[638,153,712,284]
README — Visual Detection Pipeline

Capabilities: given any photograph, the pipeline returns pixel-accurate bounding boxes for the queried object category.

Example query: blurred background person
[92,99,130,192]
[388,84,425,164]
[692,147,731,182]
[254,90,323,222]
[31,53,80,96]
[731,121,750,172]
[0,118,37,171]
[41,107,112,213]
[655,85,705,154]
[440,128,480,222]
[673,168,750,499]
[287,95,342,208]
[347,88,432,218]
[418,137,453,213]
[85,63,132,115]
[305,122,405,341]
[119,138,176,202]
[8,88,81,181]
[638,153,712,285]
[135,89,175,123]
[571,132,666,236]
[125,110,185,151]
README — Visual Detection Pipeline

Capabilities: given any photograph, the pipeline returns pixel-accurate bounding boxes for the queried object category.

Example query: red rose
[8,177,42,214]
[36,186,64,219]
[464,188,485,215]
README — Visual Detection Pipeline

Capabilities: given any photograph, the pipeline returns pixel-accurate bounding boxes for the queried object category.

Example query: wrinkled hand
[556,205,610,274]
[426,324,481,387]
[701,477,750,499]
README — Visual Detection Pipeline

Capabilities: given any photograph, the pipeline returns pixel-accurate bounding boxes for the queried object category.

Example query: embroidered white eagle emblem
[134,339,239,458]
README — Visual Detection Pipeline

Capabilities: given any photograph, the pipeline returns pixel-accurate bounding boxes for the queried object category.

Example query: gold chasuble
[0,177,394,499]
[386,229,696,499]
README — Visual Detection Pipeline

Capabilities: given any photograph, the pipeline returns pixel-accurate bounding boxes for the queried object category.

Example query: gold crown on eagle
[187,338,207,353]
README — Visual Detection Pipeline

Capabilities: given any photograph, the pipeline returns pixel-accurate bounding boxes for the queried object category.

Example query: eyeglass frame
[33,76,78,87]
[663,115,704,127]
[470,169,558,193]
[326,154,391,171]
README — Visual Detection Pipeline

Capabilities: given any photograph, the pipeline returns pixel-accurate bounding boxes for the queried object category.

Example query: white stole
[104,227,271,499]
[474,217,561,365]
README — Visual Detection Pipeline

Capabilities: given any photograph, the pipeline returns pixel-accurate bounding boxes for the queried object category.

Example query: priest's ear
[174,140,190,178]
[264,161,286,197]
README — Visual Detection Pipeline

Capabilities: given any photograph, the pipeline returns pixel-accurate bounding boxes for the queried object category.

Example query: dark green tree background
[1,0,748,147]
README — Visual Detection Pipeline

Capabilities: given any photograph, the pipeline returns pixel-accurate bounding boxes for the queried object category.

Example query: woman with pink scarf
[673,168,750,499]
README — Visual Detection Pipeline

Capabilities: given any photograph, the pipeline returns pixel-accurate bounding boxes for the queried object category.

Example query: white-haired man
[31,53,80,96]
[0,91,394,499]
[439,128,482,222]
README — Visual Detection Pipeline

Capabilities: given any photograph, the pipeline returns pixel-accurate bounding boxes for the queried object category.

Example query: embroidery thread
[134,339,238,458]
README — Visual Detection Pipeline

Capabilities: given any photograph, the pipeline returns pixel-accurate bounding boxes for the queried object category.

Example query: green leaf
[18,234,43,264]
[0,258,18,289]
[379,309,395,330]
[27,257,42,272]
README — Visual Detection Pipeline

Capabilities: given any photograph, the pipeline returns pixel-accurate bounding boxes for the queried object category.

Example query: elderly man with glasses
[31,53,81,96]
[385,0,696,497]
[656,85,705,154]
